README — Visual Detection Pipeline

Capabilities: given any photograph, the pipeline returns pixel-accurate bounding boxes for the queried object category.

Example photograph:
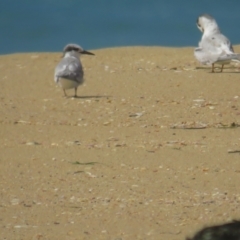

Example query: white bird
[194,14,240,72]
[54,43,94,97]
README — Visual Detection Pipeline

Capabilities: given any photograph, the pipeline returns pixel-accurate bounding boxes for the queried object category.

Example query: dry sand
[1,46,240,240]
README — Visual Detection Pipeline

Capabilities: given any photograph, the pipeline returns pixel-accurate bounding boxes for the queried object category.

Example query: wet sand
[1,46,240,240]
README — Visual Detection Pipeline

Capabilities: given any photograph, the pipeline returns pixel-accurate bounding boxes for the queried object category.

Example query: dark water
[0,0,240,54]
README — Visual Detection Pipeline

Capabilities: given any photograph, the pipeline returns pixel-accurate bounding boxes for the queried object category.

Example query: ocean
[0,0,240,54]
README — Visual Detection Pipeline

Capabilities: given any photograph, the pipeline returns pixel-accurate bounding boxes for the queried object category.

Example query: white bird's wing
[206,33,234,54]
[55,57,83,83]
[194,47,219,65]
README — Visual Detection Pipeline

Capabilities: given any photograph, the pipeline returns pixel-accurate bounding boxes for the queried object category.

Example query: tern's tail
[217,54,240,63]
[230,53,240,62]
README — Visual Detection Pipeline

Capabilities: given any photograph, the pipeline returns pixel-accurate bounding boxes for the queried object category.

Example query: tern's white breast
[58,78,80,90]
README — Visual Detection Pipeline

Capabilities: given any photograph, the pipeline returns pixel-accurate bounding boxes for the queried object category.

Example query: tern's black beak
[196,19,200,28]
[81,50,95,55]
[196,19,203,33]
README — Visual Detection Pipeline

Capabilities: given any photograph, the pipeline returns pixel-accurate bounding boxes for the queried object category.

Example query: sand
[1,46,240,240]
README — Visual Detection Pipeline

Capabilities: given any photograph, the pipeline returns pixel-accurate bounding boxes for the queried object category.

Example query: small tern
[54,43,94,97]
[194,14,240,72]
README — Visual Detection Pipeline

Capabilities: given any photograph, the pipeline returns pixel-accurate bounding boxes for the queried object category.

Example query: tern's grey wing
[194,46,237,66]
[206,33,234,54]
[55,57,83,83]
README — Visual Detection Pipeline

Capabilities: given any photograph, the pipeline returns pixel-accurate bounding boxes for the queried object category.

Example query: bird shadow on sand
[215,71,240,74]
[66,95,112,99]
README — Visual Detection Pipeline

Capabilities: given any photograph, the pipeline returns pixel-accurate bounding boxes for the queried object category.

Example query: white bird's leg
[220,64,224,72]
[63,89,67,97]
[74,87,78,98]
[211,63,215,73]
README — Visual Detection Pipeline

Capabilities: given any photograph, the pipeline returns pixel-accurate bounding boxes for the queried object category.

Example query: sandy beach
[1,46,240,240]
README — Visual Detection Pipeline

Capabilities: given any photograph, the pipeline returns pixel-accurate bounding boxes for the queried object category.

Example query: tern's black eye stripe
[65,47,80,52]
[73,47,80,51]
